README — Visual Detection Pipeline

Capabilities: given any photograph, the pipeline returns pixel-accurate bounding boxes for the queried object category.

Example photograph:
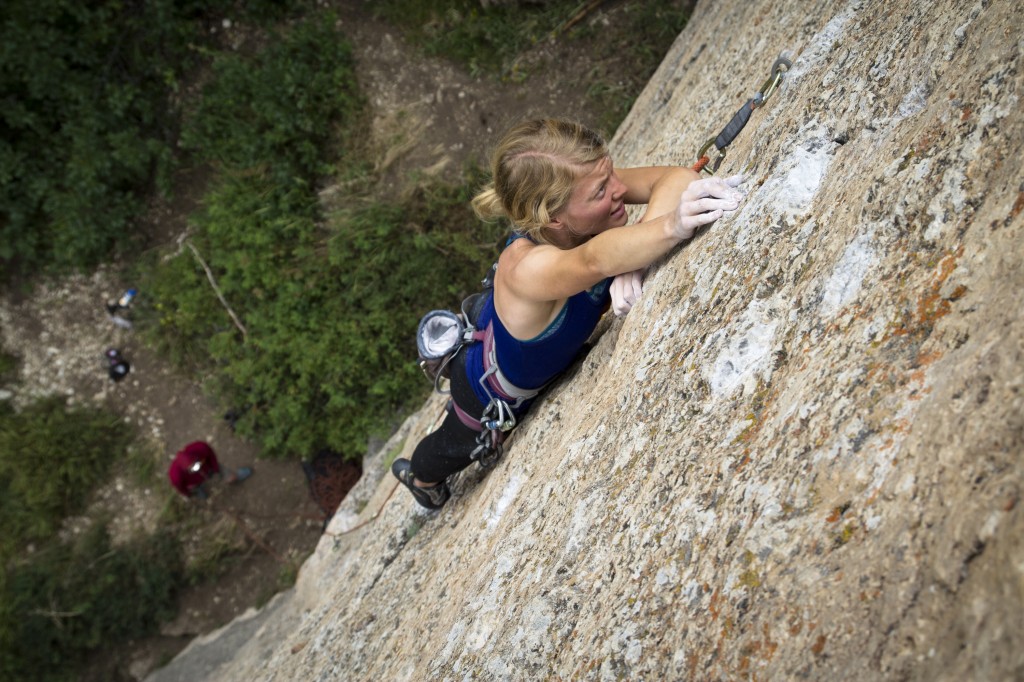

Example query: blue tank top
[464,254,611,413]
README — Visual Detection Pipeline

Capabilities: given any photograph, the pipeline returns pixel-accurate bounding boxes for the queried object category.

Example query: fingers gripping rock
[611,269,644,316]
[672,177,744,239]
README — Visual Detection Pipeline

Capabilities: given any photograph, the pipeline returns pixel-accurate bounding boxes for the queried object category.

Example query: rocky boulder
[151,0,1024,679]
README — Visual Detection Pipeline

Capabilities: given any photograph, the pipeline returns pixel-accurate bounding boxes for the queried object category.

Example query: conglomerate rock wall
[176,0,1024,679]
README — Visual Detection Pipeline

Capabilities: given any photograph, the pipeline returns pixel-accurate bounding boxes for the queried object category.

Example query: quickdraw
[450,397,511,468]
[693,55,792,175]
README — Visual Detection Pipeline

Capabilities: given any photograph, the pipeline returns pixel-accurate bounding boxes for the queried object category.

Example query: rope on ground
[554,0,608,36]
[215,506,325,523]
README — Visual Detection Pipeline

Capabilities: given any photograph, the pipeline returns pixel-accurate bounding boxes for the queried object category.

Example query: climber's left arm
[609,167,698,315]
[619,167,701,223]
[610,168,746,315]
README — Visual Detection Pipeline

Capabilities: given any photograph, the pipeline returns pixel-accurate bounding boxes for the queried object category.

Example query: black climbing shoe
[391,458,450,510]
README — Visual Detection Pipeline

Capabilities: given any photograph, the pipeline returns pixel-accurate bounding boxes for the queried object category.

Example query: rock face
[154,0,1024,679]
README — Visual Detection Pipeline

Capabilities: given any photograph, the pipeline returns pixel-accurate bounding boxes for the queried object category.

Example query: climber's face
[549,156,629,240]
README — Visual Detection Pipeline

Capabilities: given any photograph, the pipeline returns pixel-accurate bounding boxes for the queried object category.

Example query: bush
[1,0,183,279]
[0,397,134,561]
[143,168,499,457]
[0,397,182,681]
[0,525,183,682]
[180,13,363,185]
[0,0,312,283]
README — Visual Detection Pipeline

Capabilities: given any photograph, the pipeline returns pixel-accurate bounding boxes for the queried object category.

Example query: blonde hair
[472,119,608,243]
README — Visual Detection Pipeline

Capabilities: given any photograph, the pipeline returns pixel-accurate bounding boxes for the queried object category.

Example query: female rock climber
[392,118,744,509]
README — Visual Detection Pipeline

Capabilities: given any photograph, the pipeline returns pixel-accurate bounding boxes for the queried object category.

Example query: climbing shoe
[391,458,450,510]
[232,466,253,483]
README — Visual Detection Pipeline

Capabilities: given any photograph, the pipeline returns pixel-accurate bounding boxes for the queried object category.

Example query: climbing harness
[693,55,792,175]
[416,262,540,469]
[445,311,542,469]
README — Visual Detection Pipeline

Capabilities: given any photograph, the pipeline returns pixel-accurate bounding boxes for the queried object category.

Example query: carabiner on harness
[470,428,503,468]
[468,399,514,469]
[482,397,516,433]
[449,397,508,469]
[694,55,792,175]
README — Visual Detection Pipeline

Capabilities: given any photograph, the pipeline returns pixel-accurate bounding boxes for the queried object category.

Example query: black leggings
[410,351,486,483]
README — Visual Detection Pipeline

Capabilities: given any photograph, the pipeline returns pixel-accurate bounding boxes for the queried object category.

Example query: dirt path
[334,0,618,193]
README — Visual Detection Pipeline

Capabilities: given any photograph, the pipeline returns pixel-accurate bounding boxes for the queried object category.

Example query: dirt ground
[335,0,638,191]
[0,2,685,679]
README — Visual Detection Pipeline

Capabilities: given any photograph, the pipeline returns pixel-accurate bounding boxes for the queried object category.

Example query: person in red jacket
[168,441,252,500]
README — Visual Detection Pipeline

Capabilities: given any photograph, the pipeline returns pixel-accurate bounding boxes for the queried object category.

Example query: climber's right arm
[504,175,744,303]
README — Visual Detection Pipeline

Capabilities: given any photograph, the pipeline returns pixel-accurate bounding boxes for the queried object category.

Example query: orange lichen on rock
[811,633,828,656]
[1009,191,1024,222]
[890,245,965,339]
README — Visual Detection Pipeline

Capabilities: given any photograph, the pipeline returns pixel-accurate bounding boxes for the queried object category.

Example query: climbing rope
[321,402,523,546]
[321,402,448,543]
[692,55,793,175]
[322,480,401,544]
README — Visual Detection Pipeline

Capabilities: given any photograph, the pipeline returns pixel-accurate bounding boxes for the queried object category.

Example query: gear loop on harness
[449,398,507,468]
[693,54,792,175]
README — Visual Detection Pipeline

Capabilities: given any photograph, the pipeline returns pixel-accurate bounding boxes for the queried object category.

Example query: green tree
[0,397,132,560]
[0,0,305,282]
[0,525,183,682]
[142,14,500,456]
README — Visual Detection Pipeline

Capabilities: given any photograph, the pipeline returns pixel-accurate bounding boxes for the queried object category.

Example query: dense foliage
[0,0,300,282]
[0,397,132,559]
[0,525,183,682]
[143,173,498,457]
[179,15,356,187]
[140,16,500,457]
[0,398,184,681]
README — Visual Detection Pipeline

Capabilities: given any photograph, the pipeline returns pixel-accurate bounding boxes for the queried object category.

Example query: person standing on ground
[391,118,744,509]
[168,440,252,500]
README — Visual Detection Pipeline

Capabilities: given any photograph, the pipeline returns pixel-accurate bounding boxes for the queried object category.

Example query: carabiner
[483,398,516,432]
[755,57,792,108]
[696,138,726,175]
